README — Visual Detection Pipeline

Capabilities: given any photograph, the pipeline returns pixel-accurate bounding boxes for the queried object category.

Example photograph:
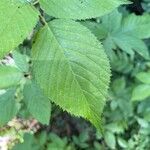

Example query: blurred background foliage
[1,0,150,149]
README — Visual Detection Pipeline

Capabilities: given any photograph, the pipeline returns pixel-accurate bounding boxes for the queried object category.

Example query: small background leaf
[23,81,51,125]
[136,72,150,84]
[132,84,150,101]
[0,89,18,126]
[104,131,116,149]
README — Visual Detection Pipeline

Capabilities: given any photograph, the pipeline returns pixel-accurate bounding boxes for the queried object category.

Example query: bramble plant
[0,0,131,133]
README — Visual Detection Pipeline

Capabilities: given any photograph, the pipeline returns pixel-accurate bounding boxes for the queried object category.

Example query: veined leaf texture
[0,0,39,58]
[32,20,111,131]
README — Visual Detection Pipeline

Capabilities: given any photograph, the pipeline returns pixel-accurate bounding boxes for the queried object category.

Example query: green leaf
[113,34,149,59]
[113,33,149,59]
[48,133,68,149]
[12,133,38,150]
[105,122,124,134]
[144,111,150,122]
[117,137,128,148]
[101,9,122,32]
[0,89,18,126]
[112,12,150,59]
[23,81,51,125]
[94,142,102,150]
[136,117,149,128]
[0,65,23,89]
[0,0,39,59]
[122,13,150,39]
[132,84,150,101]
[13,50,29,73]
[89,10,150,59]
[110,51,134,73]
[136,72,150,84]
[112,77,126,93]
[79,131,89,143]
[32,20,111,132]
[39,0,128,20]
[104,131,116,149]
